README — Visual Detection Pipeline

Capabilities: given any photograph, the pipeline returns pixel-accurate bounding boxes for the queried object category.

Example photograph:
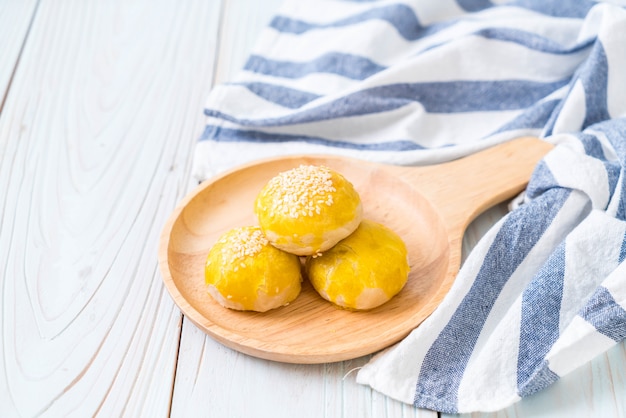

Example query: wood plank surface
[0,0,221,416]
[0,0,38,107]
[2,0,624,417]
[172,324,436,418]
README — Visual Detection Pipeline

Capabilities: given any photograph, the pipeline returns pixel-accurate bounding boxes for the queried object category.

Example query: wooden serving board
[158,136,553,363]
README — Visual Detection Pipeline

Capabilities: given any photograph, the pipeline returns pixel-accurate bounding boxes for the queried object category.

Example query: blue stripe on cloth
[269,15,311,34]
[516,243,565,396]
[543,41,609,137]
[617,163,626,220]
[490,99,560,135]
[517,360,559,397]
[580,43,610,128]
[618,192,626,222]
[269,4,452,41]
[585,119,626,159]
[526,160,559,200]
[542,87,571,137]
[413,187,571,413]
[579,132,608,160]
[585,120,626,220]
[244,53,386,80]
[604,161,621,205]
[456,0,493,12]
[473,28,595,55]
[199,124,427,151]
[620,232,626,264]
[577,133,621,205]
[235,82,321,109]
[507,0,596,18]
[580,286,626,342]
[270,1,595,40]
[204,78,570,126]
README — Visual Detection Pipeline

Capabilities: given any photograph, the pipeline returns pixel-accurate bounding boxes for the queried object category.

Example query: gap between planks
[0,0,40,114]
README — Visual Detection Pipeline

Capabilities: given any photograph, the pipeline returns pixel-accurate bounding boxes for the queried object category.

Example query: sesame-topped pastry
[305,220,409,311]
[254,165,363,256]
[205,226,302,312]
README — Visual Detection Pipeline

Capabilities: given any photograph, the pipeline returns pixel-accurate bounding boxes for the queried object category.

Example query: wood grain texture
[172,323,436,418]
[0,0,38,106]
[0,0,221,416]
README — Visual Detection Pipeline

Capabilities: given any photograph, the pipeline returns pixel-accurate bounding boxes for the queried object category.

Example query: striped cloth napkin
[193,0,626,413]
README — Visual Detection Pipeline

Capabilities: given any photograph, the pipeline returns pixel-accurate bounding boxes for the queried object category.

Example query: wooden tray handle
[394,136,554,233]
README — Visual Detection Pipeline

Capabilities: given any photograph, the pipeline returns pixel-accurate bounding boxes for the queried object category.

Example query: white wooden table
[1,1,625,417]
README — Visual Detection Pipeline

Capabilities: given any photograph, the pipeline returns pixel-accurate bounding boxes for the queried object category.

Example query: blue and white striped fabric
[193,0,626,413]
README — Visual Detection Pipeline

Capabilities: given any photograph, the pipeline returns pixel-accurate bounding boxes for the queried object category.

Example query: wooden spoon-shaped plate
[159,137,553,364]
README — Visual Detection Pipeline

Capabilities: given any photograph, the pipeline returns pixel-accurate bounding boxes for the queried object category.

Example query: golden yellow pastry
[305,220,409,310]
[254,165,362,256]
[205,226,302,312]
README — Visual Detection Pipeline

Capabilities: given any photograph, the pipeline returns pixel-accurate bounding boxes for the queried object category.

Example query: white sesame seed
[263,165,336,218]
[218,227,269,266]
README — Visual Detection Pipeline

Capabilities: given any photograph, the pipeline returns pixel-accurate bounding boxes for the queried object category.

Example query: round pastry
[254,165,362,256]
[305,219,410,310]
[205,226,302,312]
